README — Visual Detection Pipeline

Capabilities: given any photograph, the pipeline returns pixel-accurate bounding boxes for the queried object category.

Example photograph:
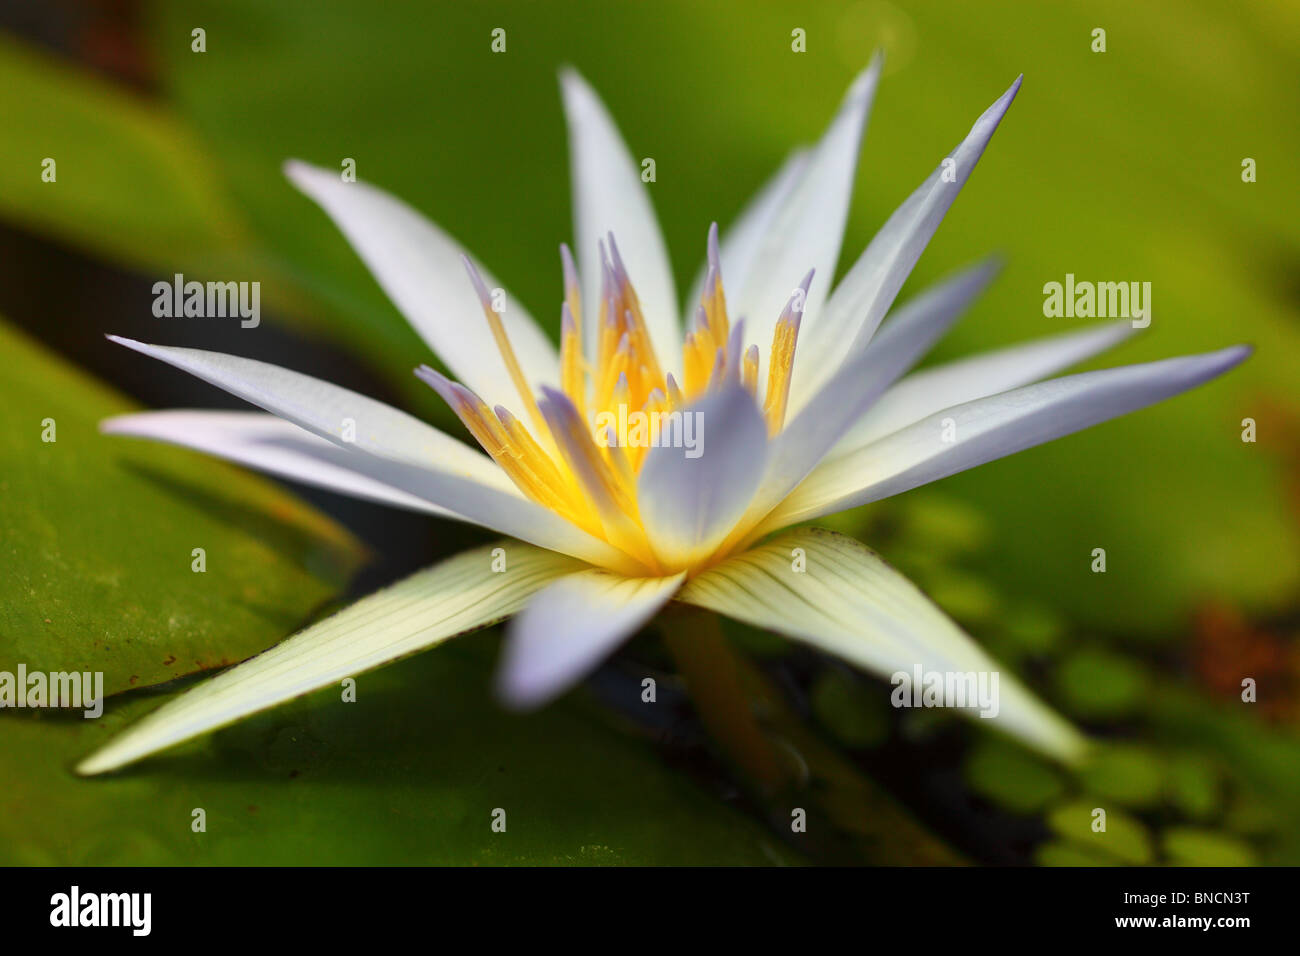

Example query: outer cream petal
[680,528,1086,762]
[77,543,584,775]
[108,337,639,572]
[103,410,452,516]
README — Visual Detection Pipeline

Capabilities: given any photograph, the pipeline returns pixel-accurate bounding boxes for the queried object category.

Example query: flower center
[420,226,809,573]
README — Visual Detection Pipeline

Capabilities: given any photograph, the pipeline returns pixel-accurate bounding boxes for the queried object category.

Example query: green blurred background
[0,0,1297,865]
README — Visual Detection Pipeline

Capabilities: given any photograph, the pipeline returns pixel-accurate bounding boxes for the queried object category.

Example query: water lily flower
[78,61,1247,775]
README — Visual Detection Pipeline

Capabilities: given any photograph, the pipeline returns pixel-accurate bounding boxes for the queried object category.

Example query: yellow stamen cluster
[420,230,809,572]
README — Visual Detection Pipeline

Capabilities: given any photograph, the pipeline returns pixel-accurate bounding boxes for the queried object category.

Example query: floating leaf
[1035,840,1112,867]
[0,34,250,278]
[1162,827,1255,867]
[1046,801,1153,865]
[1000,602,1065,655]
[1223,793,1279,837]
[1056,648,1148,720]
[0,642,800,865]
[0,319,364,695]
[1079,744,1165,809]
[965,737,1065,813]
[1165,753,1221,821]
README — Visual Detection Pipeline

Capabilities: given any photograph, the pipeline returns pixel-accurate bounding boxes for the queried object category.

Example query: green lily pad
[1150,686,1300,814]
[1165,753,1221,821]
[0,319,364,696]
[1223,793,1279,837]
[1079,744,1166,809]
[1161,827,1256,867]
[1035,840,1114,867]
[1047,801,1154,866]
[0,638,800,865]
[1056,648,1148,720]
[1000,603,1065,655]
[0,33,251,280]
[965,737,1065,814]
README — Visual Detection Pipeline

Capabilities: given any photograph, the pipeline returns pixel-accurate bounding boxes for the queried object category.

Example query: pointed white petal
[498,569,684,708]
[107,337,501,478]
[801,257,1001,447]
[285,160,557,412]
[734,59,882,386]
[636,384,768,568]
[683,148,810,323]
[832,321,1137,454]
[102,410,451,515]
[836,257,1001,372]
[681,528,1086,761]
[108,337,639,572]
[769,346,1250,527]
[561,69,679,364]
[77,543,583,775]
[729,268,997,535]
[794,76,1022,411]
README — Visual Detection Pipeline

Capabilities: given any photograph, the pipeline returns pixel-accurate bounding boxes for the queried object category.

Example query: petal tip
[844,58,883,106]
[1218,343,1253,369]
[1000,74,1024,108]
[558,64,599,111]
[494,627,564,713]
[556,63,582,87]
[282,158,323,190]
[106,334,147,355]
[537,383,571,407]
[73,749,118,777]
[493,669,549,712]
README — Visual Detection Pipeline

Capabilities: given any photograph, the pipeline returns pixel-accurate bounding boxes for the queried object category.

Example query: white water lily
[79,63,1246,775]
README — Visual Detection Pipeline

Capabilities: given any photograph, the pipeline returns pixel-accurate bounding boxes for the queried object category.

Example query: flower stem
[660,606,965,864]
[660,608,786,792]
